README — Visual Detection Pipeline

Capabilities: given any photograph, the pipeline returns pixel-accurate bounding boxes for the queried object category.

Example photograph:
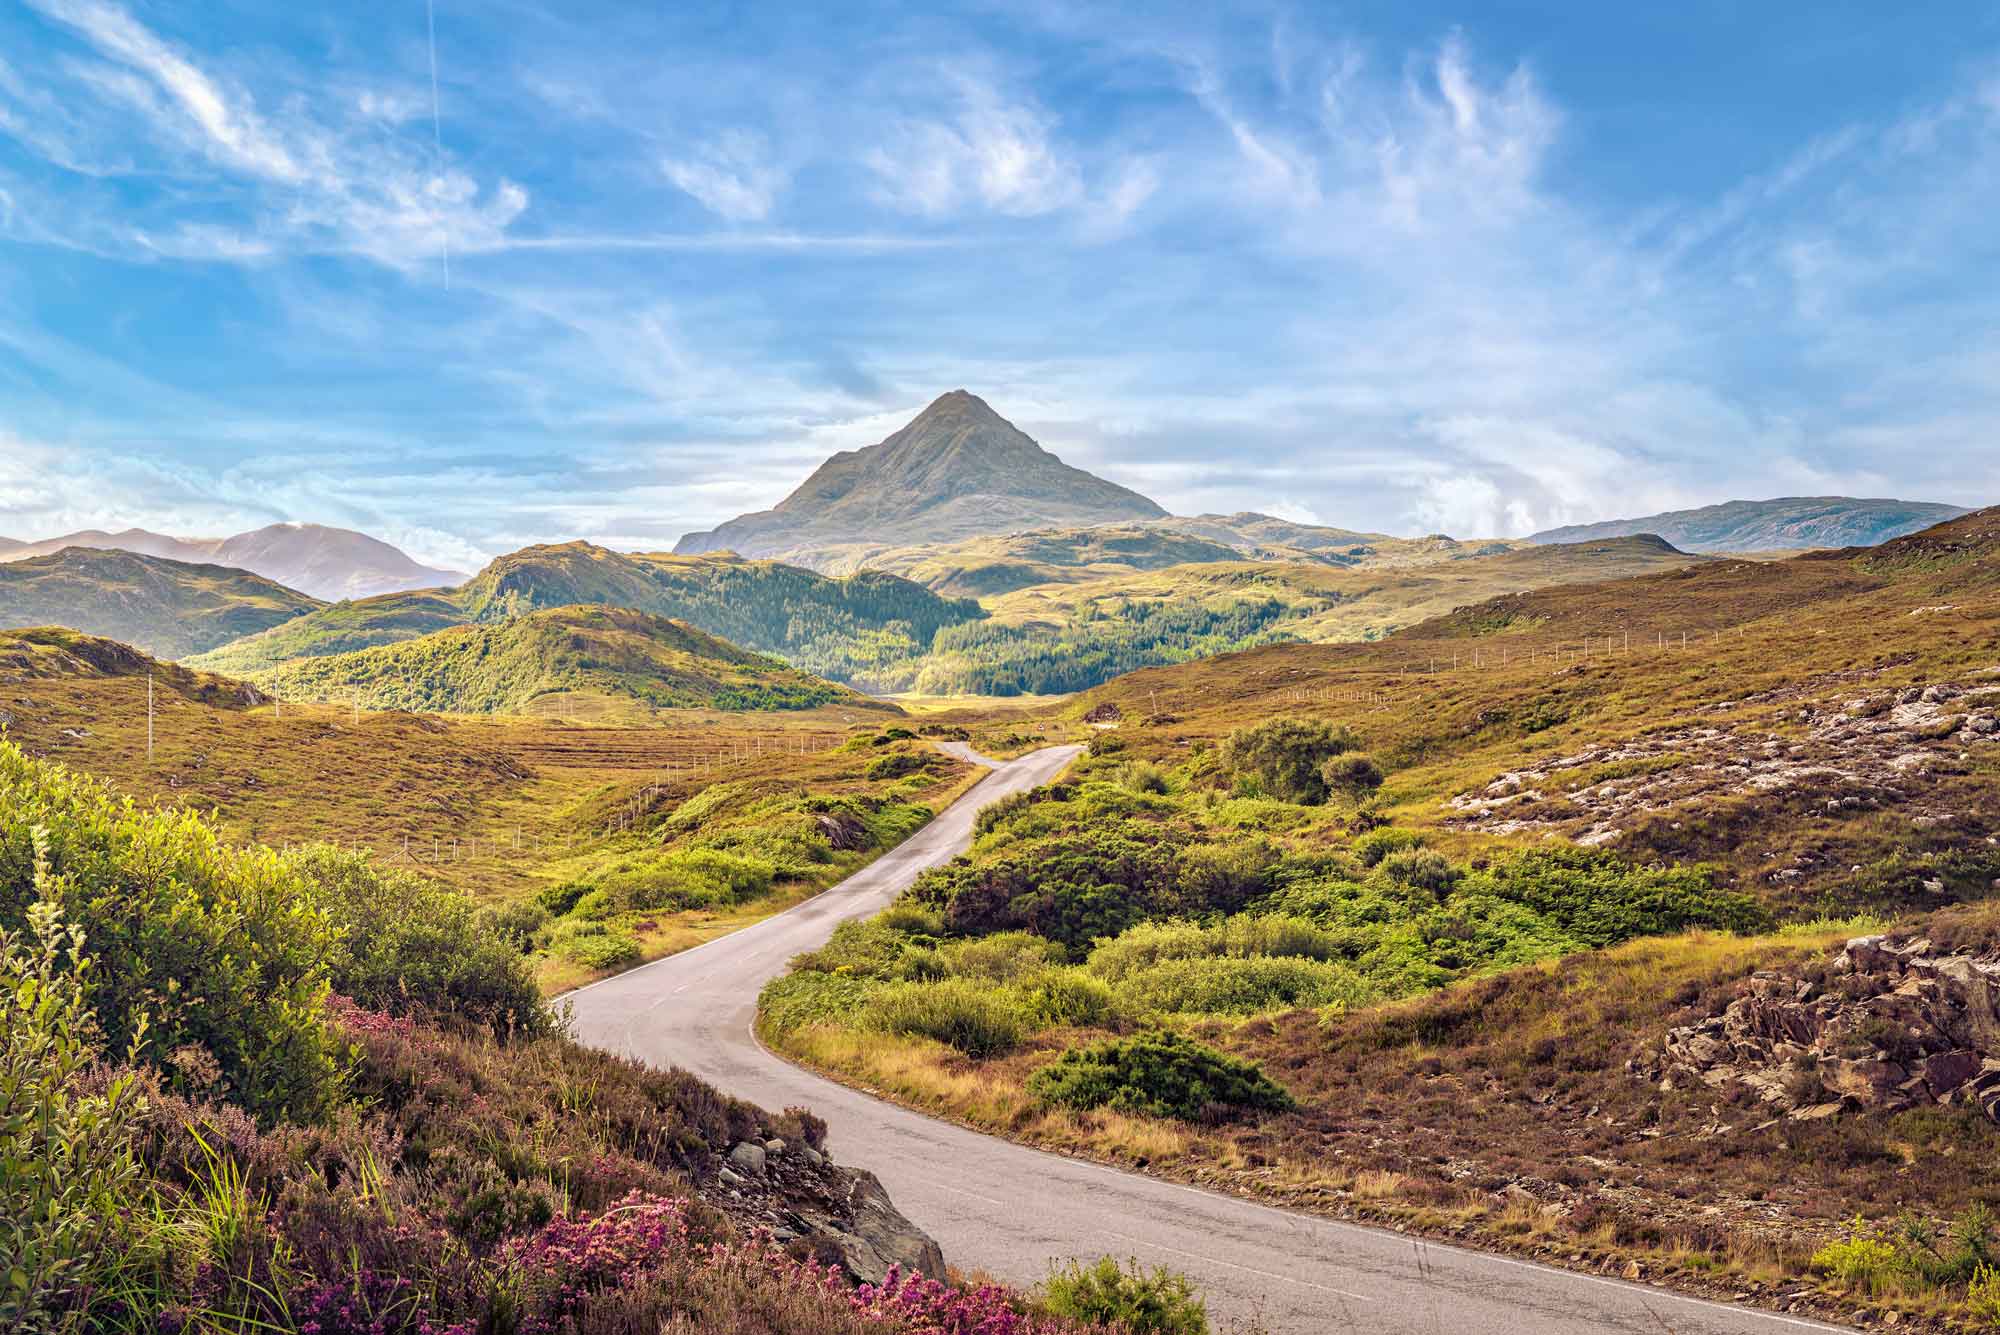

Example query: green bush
[1116,760,1170,795]
[1111,955,1375,1016]
[866,750,932,781]
[534,879,592,917]
[864,979,1025,1057]
[571,888,615,919]
[1321,751,1385,796]
[601,847,777,913]
[759,970,879,1036]
[1377,848,1463,897]
[290,846,551,1038]
[1019,971,1123,1029]
[0,899,162,1329]
[1469,848,1767,947]
[0,743,339,1122]
[1218,717,1356,804]
[549,921,643,972]
[479,898,549,952]
[1027,1030,1295,1121]
[1353,827,1425,867]
[1041,1257,1209,1335]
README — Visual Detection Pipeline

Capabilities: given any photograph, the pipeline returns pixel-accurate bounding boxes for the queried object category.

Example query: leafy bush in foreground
[288,845,551,1038]
[1028,1031,1294,1121]
[1041,1257,1210,1335]
[1,900,160,1329]
[0,741,339,1122]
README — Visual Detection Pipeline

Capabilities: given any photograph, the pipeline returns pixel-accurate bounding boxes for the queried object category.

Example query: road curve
[567,744,1852,1335]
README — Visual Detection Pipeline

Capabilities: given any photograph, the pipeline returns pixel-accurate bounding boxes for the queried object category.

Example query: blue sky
[2,0,1997,568]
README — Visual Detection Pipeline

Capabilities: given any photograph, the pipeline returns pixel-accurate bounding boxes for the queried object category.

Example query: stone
[800,1146,824,1167]
[717,1166,746,1188]
[765,1138,787,1155]
[727,1141,768,1176]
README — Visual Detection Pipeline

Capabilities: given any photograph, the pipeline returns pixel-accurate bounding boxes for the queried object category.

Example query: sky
[2,0,1998,569]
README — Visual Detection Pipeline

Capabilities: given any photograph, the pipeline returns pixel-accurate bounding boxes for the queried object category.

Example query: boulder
[727,1141,768,1176]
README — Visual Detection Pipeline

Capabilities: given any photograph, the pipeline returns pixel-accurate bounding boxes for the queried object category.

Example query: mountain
[0,522,466,599]
[673,391,1166,566]
[244,604,872,716]
[187,542,985,690]
[1529,496,1971,553]
[0,548,323,659]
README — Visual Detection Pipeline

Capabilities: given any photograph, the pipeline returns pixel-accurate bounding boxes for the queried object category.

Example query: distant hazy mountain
[1529,497,1971,553]
[0,548,322,659]
[0,523,466,600]
[244,604,869,716]
[674,391,1166,564]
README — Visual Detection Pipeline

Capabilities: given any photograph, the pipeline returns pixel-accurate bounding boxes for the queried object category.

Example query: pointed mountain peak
[674,391,1165,563]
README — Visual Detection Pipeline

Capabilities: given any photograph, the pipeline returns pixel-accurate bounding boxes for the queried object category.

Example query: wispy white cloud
[663,129,788,221]
[865,71,1083,217]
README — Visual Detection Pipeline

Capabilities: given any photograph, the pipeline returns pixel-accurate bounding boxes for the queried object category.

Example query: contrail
[426,0,450,287]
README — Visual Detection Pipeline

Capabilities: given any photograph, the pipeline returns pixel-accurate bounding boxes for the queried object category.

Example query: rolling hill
[0,548,323,659]
[189,543,985,688]
[242,604,879,716]
[1529,496,1970,552]
[0,522,465,599]
[673,390,1166,565]
[888,535,1705,695]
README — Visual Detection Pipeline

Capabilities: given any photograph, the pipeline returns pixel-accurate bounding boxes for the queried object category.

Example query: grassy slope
[0,625,981,993]
[760,509,2000,1329]
[0,547,323,659]
[240,604,876,716]
[188,542,984,690]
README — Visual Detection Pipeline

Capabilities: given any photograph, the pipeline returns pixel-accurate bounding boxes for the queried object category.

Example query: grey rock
[717,1166,746,1188]
[764,1137,787,1155]
[727,1141,768,1176]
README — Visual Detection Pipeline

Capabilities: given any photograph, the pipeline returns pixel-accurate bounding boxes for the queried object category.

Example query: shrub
[1116,760,1170,795]
[864,979,1025,1058]
[1028,1030,1295,1121]
[866,750,932,780]
[289,846,552,1038]
[534,879,591,917]
[1321,752,1385,797]
[550,921,643,972]
[1111,955,1376,1016]
[572,888,615,920]
[1967,1262,2000,1324]
[759,970,878,1037]
[479,899,548,952]
[0,743,339,1122]
[1810,1219,1903,1294]
[1218,717,1356,805]
[0,899,160,1330]
[1470,848,1768,947]
[601,848,776,913]
[926,828,1183,956]
[1019,971,1123,1029]
[1353,827,1425,868]
[1377,848,1463,897]
[1040,1257,1209,1334]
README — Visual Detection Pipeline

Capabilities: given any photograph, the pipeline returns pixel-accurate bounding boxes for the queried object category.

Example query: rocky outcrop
[1450,675,2000,854]
[1647,934,2000,1122]
[712,1137,945,1284]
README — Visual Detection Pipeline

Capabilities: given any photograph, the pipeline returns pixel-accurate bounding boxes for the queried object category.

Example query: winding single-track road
[568,744,1852,1335]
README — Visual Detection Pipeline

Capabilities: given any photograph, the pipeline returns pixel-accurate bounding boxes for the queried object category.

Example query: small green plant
[1028,1030,1295,1121]
[864,979,1024,1058]
[1321,751,1385,797]
[0,896,160,1330]
[1966,1261,2000,1324]
[1810,1217,1903,1294]
[1040,1256,1210,1334]
[1116,760,1170,795]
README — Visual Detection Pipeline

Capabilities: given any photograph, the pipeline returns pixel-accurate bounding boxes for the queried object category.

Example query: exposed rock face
[1450,675,2000,858]
[716,1140,944,1284]
[1648,935,2000,1122]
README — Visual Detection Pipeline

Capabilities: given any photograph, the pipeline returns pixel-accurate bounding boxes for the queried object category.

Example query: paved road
[568,744,1852,1335]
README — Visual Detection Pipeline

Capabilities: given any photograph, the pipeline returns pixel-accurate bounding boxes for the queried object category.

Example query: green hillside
[186,587,471,676]
[192,543,985,690]
[0,547,322,659]
[245,603,872,715]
